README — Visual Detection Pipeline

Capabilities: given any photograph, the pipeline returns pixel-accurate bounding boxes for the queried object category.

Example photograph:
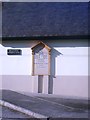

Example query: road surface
[0,105,33,120]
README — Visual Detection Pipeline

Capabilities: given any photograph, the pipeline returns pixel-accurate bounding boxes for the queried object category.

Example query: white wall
[55,47,88,76]
[53,76,88,98]
[0,40,88,98]
[1,40,39,75]
[0,40,88,76]
[0,44,2,75]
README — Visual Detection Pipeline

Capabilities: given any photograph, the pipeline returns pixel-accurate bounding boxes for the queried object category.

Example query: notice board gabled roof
[31,41,51,51]
[2,2,88,38]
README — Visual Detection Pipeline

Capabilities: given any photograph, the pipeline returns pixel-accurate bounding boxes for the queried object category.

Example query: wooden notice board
[31,41,51,75]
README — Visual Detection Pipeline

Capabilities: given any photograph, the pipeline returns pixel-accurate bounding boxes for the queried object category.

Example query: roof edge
[2,35,89,41]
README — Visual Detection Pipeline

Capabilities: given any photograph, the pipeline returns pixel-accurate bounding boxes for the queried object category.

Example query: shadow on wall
[2,39,88,48]
[43,39,88,48]
[2,40,39,48]
[48,48,63,94]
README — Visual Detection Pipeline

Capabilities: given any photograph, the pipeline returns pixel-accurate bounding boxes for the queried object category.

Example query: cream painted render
[0,40,88,98]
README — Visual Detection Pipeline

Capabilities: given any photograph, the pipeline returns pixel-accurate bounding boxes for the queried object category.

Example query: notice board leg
[43,76,48,94]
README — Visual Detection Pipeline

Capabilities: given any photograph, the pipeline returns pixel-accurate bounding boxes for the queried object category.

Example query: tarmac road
[0,106,32,119]
[1,90,90,119]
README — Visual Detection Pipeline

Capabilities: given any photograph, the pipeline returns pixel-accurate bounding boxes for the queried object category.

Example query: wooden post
[48,50,51,75]
[32,50,34,76]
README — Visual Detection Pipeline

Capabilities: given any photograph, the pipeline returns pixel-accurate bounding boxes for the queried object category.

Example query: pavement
[0,90,90,120]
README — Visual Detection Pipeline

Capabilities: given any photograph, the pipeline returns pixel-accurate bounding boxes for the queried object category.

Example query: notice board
[31,41,51,75]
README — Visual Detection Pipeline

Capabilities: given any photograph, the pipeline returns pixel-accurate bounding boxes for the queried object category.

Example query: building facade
[0,2,88,98]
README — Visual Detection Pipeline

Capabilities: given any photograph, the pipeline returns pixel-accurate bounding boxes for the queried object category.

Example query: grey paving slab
[1,90,89,118]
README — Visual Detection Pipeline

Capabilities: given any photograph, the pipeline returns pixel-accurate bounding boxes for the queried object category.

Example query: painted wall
[0,40,88,98]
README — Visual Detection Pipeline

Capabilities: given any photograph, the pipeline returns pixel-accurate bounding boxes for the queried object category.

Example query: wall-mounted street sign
[7,49,22,55]
[31,41,51,75]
